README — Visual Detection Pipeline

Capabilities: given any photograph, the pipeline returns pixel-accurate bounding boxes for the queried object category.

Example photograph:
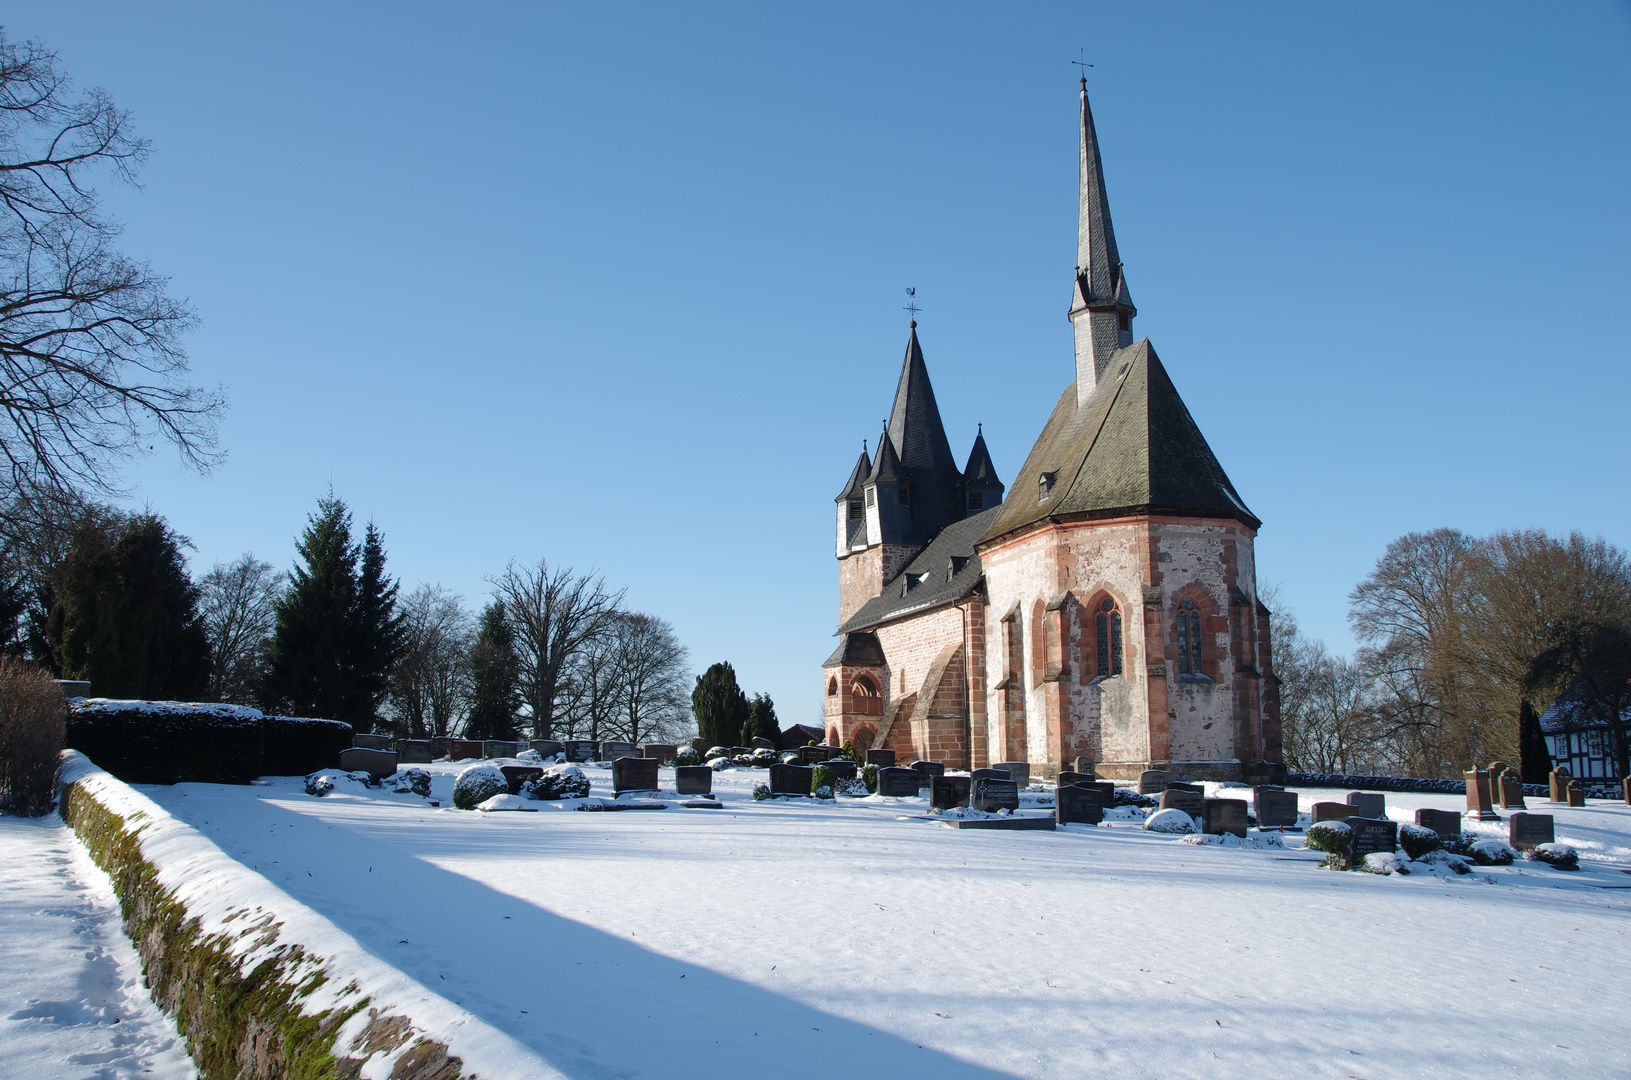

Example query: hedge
[1285,771,1555,798]
[261,716,353,776]
[66,699,265,785]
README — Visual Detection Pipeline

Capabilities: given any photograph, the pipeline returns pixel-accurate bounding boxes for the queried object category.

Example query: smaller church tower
[1067,75,1138,406]
[834,442,871,558]
[962,427,1004,517]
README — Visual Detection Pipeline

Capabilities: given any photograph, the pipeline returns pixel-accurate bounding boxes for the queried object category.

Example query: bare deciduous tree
[0,32,222,511]
[198,553,283,704]
[489,559,625,738]
[604,612,690,744]
[389,584,472,739]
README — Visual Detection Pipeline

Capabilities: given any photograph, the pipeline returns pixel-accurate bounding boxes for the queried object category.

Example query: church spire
[1069,77,1137,406]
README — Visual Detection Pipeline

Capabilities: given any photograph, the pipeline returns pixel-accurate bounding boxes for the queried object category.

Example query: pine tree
[262,496,358,723]
[692,661,749,749]
[47,513,210,700]
[743,691,778,745]
[349,522,403,731]
[1517,698,1551,785]
[465,600,520,740]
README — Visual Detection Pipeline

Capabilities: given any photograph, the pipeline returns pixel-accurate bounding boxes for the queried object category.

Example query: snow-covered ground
[117,766,1631,1077]
[0,813,196,1080]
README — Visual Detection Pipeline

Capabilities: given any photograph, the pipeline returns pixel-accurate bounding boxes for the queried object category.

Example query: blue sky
[13,3,1630,723]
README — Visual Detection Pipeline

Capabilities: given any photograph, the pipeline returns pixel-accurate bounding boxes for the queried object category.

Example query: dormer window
[968,490,983,510]
[848,499,863,520]
[898,488,911,506]
[947,556,968,581]
[1039,472,1057,503]
[866,488,875,507]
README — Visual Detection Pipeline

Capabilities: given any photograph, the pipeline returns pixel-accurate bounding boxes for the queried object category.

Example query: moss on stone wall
[59,779,465,1080]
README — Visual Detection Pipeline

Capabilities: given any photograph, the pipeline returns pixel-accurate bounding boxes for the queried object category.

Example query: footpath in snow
[0,812,196,1080]
[135,763,1631,1080]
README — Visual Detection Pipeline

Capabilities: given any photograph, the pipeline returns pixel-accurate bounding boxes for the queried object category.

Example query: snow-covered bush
[1397,823,1442,861]
[812,764,835,793]
[862,763,879,793]
[1306,820,1354,869]
[1143,807,1197,834]
[524,763,590,800]
[1115,788,1157,809]
[453,763,509,810]
[752,782,772,801]
[67,699,266,785]
[675,746,700,767]
[514,748,544,764]
[1468,839,1515,866]
[1528,843,1578,871]
[751,748,776,767]
[705,746,730,761]
[262,716,353,777]
[838,776,869,798]
[1409,849,1473,875]
[304,772,334,797]
[1360,851,1408,875]
[779,751,800,765]
[386,768,432,797]
[707,755,731,771]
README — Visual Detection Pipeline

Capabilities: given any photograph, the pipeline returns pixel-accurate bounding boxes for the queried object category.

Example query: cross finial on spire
[903,286,920,323]
[1071,50,1092,86]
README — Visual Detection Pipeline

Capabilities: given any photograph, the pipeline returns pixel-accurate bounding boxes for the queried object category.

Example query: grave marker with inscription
[1499,773,1526,810]
[797,746,832,765]
[612,756,661,793]
[1345,792,1385,818]
[1056,771,1093,790]
[448,739,485,761]
[992,762,1031,787]
[561,740,597,763]
[876,767,920,797]
[971,768,1011,783]
[1567,780,1586,808]
[1056,783,1106,825]
[911,760,946,787]
[1204,798,1249,837]
[1464,769,1499,821]
[1344,816,1398,860]
[353,733,391,751]
[1254,787,1299,828]
[642,743,678,762]
[1166,781,1203,796]
[1159,788,1204,819]
[769,763,814,797]
[530,739,564,759]
[429,736,454,760]
[1138,769,1175,795]
[338,747,397,779]
[675,765,713,796]
[599,741,640,761]
[823,759,859,784]
[483,740,525,759]
[1549,767,1572,803]
[972,778,1020,813]
[1311,801,1350,823]
[1507,812,1555,850]
[1414,807,1462,839]
[397,740,433,764]
[865,749,896,767]
[931,775,972,810]
[1071,757,1097,778]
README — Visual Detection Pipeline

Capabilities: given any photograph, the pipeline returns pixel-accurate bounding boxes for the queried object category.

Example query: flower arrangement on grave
[1305,820,1353,869]
[752,782,772,801]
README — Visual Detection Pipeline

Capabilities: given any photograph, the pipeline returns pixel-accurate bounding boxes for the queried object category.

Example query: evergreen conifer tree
[743,691,778,745]
[691,661,749,749]
[465,600,520,740]
[349,521,404,730]
[263,496,362,724]
[46,513,210,699]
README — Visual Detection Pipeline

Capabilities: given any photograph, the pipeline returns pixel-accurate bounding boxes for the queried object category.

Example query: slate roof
[838,506,1000,634]
[836,445,871,501]
[868,324,966,544]
[1073,79,1136,318]
[963,428,1001,486]
[979,338,1258,545]
[1539,682,1631,734]
[822,631,885,669]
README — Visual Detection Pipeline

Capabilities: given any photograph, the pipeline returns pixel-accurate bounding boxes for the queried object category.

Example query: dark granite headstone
[876,767,920,797]
[992,761,1031,787]
[971,768,1011,783]
[448,738,485,760]
[600,741,639,761]
[1159,788,1204,818]
[1344,816,1398,860]
[1165,781,1204,795]
[499,764,543,794]
[972,778,1020,813]
[823,759,858,784]
[1499,773,1526,810]
[1254,787,1299,828]
[612,755,661,793]
[931,775,972,810]
[1056,771,1093,790]
[1204,798,1249,837]
[768,763,814,796]
[1567,780,1586,808]
[484,739,525,759]
[338,747,397,779]
[397,739,433,763]
[750,736,775,749]
[642,743,678,762]
[1088,780,1116,806]
[1508,812,1555,850]
[353,733,391,751]
[561,740,597,763]
[1549,766,1571,803]
[797,745,832,765]
[530,739,563,759]
[1138,769,1175,795]
[1345,791,1385,818]
[1311,801,1349,823]
[429,736,454,760]
[1464,769,1499,821]
[1056,783,1106,825]
[865,749,896,767]
[675,765,713,796]
[1414,807,1462,839]
[911,760,945,787]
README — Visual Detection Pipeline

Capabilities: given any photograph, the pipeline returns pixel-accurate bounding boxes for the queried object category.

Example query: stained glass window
[1096,612,1109,676]
[1110,612,1123,675]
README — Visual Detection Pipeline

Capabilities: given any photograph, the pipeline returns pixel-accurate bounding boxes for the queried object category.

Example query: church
[821,81,1284,785]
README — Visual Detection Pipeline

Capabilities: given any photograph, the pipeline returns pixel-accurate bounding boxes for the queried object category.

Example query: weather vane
[904,286,921,321]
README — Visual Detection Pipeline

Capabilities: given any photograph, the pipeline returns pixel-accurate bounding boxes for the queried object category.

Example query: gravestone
[338,747,397,779]
[1345,791,1385,819]
[823,759,858,784]
[972,778,1020,813]
[397,739,433,764]
[1567,780,1586,808]
[1344,816,1399,860]
[1166,781,1204,795]
[429,736,454,760]
[750,736,775,749]
[1087,780,1116,807]
[675,765,713,796]
[768,763,814,797]
[499,764,543,794]
[1056,783,1106,825]
[690,737,708,754]
[1159,788,1205,818]
[483,740,525,759]
[448,738,485,761]
[931,775,972,810]
[819,745,844,759]
[612,756,661,793]
[912,761,946,787]
[1414,807,1462,839]
[1254,787,1299,828]
[865,749,896,767]
[1204,798,1249,837]
[1464,769,1499,821]
[1138,769,1175,795]
[1499,773,1526,810]
[353,733,391,751]
[797,746,832,765]
[1072,757,1097,778]
[642,743,678,762]
[599,741,639,761]
[561,740,597,763]
[1508,812,1555,851]
[876,767,920,797]
[1056,771,1093,790]
[1488,761,1509,805]
[971,768,1011,783]
[1549,767,1572,803]
[530,739,563,759]
[1311,801,1350,823]
[992,762,1031,788]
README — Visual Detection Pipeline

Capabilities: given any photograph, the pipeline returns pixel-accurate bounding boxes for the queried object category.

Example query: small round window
[1183,597,1195,610]
[1101,598,1114,612]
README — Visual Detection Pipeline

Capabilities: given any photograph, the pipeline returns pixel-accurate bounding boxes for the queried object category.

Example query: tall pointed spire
[1069,77,1137,406]
[887,322,959,478]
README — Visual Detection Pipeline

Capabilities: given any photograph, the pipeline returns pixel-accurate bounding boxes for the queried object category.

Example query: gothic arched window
[1094,597,1123,677]
[852,675,879,698]
[1177,597,1202,676]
